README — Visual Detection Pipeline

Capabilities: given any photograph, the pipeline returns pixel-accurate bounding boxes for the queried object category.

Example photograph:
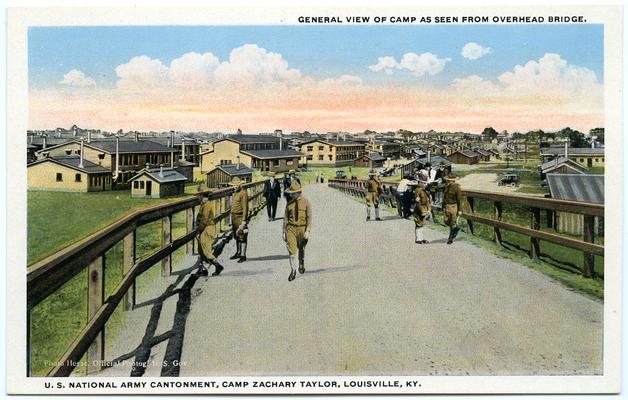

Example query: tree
[558,127,587,147]
[481,126,498,141]
[590,127,604,144]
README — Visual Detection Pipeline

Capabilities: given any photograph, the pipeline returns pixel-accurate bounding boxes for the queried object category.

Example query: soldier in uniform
[442,174,463,244]
[196,192,225,276]
[229,177,249,262]
[413,172,432,244]
[283,180,312,282]
[365,170,382,221]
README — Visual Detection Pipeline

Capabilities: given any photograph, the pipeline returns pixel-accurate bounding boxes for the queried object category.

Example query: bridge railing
[27,181,267,377]
[328,179,604,278]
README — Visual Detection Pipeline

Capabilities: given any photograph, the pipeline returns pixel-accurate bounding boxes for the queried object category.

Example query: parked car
[335,170,347,179]
[498,173,520,187]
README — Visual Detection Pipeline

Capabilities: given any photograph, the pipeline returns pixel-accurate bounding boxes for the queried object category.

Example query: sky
[28,24,604,134]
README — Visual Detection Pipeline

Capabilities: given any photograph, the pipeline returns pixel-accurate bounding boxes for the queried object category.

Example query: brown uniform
[283,196,312,255]
[231,188,249,241]
[365,177,382,207]
[442,182,462,227]
[196,200,216,261]
[413,186,432,227]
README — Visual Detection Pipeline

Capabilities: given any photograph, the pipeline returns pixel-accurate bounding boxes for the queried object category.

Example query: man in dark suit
[263,172,282,221]
[283,170,301,201]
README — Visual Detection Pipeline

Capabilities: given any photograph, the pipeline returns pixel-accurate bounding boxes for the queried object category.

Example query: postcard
[6,4,623,395]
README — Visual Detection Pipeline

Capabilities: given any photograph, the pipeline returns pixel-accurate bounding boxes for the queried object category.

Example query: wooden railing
[27,181,267,377]
[328,179,604,278]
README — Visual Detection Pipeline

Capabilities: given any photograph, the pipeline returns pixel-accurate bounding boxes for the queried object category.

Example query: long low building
[299,139,366,167]
[28,155,112,192]
[540,147,605,168]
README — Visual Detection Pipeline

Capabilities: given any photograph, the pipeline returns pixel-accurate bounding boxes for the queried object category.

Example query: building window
[329,155,333,161]
[580,158,585,162]
[306,146,313,152]
[98,153,105,160]
[595,158,599,162]
[65,150,72,155]
[220,159,232,165]
[318,146,324,151]
[133,181,139,189]
[75,150,80,155]
[140,181,145,189]
[75,173,81,182]
[307,155,313,161]
[56,173,62,182]
[318,155,324,161]
[133,155,139,165]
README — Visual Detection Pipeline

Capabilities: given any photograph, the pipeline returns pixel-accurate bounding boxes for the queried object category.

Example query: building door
[587,158,592,168]
[146,181,152,196]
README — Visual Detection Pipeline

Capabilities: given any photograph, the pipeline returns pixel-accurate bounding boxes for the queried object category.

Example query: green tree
[481,126,499,141]
[558,127,587,147]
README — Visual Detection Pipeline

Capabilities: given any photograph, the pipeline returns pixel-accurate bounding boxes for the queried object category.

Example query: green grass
[516,185,550,195]
[28,190,194,376]
[28,190,191,265]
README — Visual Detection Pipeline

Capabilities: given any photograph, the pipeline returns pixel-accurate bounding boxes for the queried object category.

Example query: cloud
[368,56,397,75]
[115,56,169,89]
[498,53,599,96]
[59,69,96,87]
[451,75,498,94]
[369,52,450,77]
[213,44,302,86]
[398,52,451,77]
[461,42,491,60]
[319,74,363,86]
[168,52,220,87]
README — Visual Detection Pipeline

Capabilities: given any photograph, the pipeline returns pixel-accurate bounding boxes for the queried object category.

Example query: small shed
[540,156,587,179]
[447,150,479,165]
[129,166,187,198]
[206,164,254,188]
[176,160,196,183]
[546,173,604,235]
[354,153,386,168]
[474,149,492,162]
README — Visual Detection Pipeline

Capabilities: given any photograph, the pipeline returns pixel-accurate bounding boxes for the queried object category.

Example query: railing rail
[328,178,604,278]
[27,181,267,377]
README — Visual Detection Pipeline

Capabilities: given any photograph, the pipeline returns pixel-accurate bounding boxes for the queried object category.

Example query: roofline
[299,139,365,147]
[27,157,111,175]
[34,139,179,155]
[129,170,187,183]
[240,150,302,159]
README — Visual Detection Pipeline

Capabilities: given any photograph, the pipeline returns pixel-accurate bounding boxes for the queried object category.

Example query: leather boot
[375,207,382,221]
[366,206,371,221]
[238,242,247,263]
[230,242,240,259]
[211,260,224,276]
[446,228,455,244]
[298,249,305,274]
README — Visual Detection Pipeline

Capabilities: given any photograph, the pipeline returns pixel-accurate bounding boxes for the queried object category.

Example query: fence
[328,179,604,278]
[27,181,266,377]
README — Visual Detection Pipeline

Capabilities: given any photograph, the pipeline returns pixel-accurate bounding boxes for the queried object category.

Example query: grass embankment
[28,190,195,376]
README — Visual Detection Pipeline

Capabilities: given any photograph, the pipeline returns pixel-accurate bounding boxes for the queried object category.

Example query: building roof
[300,139,365,147]
[416,155,452,166]
[540,156,587,174]
[240,149,303,159]
[208,164,255,176]
[546,174,604,204]
[35,139,178,155]
[129,167,187,183]
[224,134,281,144]
[28,155,111,174]
[475,149,492,156]
[541,147,605,156]
[451,150,479,158]
[358,153,386,161]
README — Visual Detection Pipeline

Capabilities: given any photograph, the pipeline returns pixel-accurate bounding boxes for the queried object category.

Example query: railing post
[530,207,541,259]
[466,197,475,235]
[161,215,172,276]
[583,215,596,278]
[186,207,195,255]
[123,230,136,310]
[87,255,105,375]
[494,201,503,244]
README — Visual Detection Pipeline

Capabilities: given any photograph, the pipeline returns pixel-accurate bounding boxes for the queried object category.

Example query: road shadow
[245,254,290,262]
[306,264,365,275]
[220,268,275,277]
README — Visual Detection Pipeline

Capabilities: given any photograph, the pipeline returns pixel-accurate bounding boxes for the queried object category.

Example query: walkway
[100,183,603,377]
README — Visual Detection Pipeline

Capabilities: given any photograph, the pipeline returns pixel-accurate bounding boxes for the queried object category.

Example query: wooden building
[205,164,254,188]
[299,139,366,167]
[546,174,604,236]
[539,156,587,180]
[129,167,187,198]
[28,155,112,192]
[540,146,605,168]
[354,153,386,168]
[367,141,401,159]
[447,150,480,165]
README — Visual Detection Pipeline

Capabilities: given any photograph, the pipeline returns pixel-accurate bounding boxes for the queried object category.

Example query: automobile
[498,173,520,187]
[335,170,347,179]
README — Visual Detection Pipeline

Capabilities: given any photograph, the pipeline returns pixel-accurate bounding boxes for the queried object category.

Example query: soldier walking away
[413,172,432,244]
[283,180,312,282]
[229,177,250,262]
[263,171,282,221]
[196,193,225,276]
[365,170,382,221]
[442,174,463,244]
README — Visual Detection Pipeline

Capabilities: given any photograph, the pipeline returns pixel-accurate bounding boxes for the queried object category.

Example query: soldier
[229,177,249,262]
[412,172,432,244]
[283,169,301,201]
[283,180,312,282]
[196,192,225,276]
[365,170,382,221]
[442,174,463,244]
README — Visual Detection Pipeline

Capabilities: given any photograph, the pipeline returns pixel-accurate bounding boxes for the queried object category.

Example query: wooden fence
[328,179,604,278]
[27,181,266,377]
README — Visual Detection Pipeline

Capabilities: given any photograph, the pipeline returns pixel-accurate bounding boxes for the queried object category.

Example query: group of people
[365,164,463,245]
[195,169,311,282]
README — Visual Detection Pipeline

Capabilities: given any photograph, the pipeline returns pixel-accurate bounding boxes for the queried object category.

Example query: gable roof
[357,153,386,161]
[35,139,178,155]
[451,150,479,158]
[129,167,187,183]
[28,155,110,174]
[240,149,302,159]
[224,134,281,144]
[541,147,605,156]
[540,156,588,174]
[546,174,604,204]
[300,139,364,147]
[207,164,255,176]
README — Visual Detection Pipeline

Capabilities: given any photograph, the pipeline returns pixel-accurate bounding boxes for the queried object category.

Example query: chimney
[170,150,174,168]
[79,138,84,169]
[564,140,568,158]
[236,155,241,170]
[279,134,283,151]
[42,135,47,149]
[87,131,92,143]
[427,150,431,163]
[170,130,175,147]
[134,131,139,142]
[159,164,164,178]
[115,136,120,178]
[181,139,186,160]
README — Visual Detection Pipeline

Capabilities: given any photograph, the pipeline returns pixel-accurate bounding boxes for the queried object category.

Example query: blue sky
[28,24,604,89]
